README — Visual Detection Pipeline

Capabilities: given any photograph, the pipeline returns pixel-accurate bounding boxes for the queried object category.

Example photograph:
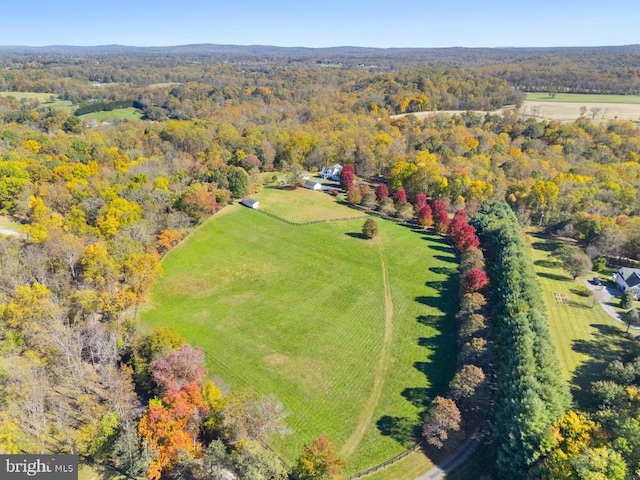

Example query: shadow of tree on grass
[376,415,422,446]
[571,323,640,408]
[345,232,367,240]
[535,259,559,268]
[377,254,458,446]
[537,271,570,282]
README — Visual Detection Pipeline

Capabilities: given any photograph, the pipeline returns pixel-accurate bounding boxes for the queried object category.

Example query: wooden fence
[347,441,423,479]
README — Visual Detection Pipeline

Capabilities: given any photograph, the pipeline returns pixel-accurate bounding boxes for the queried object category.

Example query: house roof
[304,180,322,189]
[241,198,259,206]
[618,267,640,288]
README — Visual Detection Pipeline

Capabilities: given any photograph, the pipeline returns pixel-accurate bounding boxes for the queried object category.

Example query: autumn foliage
[393,188,407,206]
[138,383,209,480]
[340,164,355,191]
[432,200,450,235]
[149,344,206,394]
[375,183,389,202]
[291,434,345,480]
[417,205,433,228]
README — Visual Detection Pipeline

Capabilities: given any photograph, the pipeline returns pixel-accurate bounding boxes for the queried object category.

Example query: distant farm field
[140,190,458,473]
[79,107,143,122]
[0,91,73,109]
[392,92,640,124]
[525,92,640,104]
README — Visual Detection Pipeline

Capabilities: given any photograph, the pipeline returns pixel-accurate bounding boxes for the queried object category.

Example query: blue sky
[2,0,639,48]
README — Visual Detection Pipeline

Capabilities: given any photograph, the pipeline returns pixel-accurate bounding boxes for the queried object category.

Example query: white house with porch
[321,164,343,181]
[615,267,640,299]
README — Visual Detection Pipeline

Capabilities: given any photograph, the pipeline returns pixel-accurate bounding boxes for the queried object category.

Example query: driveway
[583,279,628,325]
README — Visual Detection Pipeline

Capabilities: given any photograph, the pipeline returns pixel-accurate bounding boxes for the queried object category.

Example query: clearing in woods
[529,232,640,407]
[392,92,640,124]
[140,188,458,473]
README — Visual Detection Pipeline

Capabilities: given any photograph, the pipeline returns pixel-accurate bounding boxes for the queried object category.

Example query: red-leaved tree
[393,188,407,206]
[447,210,470,239]
[461,268,489,295]
[453,223,480,251]
[375,183,389,203]
[432,200,450,235]
[414,193,427,212]
[150,344,206,394]
[340,164,355,191]
[418,205,433,228]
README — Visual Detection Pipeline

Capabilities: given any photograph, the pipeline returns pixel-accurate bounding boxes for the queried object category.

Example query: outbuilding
[240,198,260,209]
[304,180,323,191]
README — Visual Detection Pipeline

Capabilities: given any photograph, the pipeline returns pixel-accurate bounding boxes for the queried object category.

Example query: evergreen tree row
[473,201,571,478]
[74,100,144,116]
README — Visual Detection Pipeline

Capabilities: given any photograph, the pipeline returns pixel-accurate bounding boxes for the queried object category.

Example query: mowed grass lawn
[525,92,640,104]
[257,187,365,223]
[529,232,640,407]
[79,107,143,122]
[141,190,458,473]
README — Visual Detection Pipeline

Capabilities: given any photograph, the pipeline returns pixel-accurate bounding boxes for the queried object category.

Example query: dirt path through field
[340,239,394,458]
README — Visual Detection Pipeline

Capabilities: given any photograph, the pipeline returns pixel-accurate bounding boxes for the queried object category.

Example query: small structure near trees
[304,180,323,191]
[240,198,260,209]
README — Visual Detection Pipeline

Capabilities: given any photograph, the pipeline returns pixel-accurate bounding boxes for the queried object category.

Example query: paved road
[415,425,486,480]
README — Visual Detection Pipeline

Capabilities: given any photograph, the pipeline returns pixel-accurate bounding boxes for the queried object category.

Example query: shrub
[362,218,379,239]
[592,257,607,273]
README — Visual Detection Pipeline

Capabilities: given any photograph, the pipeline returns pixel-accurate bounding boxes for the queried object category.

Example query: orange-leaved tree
[138,382,209,480]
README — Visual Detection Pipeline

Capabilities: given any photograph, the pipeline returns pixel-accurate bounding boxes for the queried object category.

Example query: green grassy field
[79,107,143,122]
[525,92,640,104]
[529,232,640,407]
[0,91,73,109]
[257,187,364,223]
[140,190,458,473]
[146,82,182,89]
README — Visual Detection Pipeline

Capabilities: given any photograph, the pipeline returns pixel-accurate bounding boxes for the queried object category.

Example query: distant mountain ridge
[1,43,640,59]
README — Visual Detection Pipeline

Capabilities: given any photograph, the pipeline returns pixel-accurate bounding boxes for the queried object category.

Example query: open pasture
[392,91,640,124]
[79,107,143,122]
[525,92,640,104]
[0,91,73,109]
[256,187,364,223]
[141,190,458,473]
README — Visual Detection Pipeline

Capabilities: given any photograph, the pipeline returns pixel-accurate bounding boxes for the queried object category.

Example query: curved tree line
[472,201,571,478]
[74,100,145,116]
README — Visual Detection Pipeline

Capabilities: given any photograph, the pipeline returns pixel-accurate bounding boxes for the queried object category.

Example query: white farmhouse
[615,267,640,299]
[321,164,343,181]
